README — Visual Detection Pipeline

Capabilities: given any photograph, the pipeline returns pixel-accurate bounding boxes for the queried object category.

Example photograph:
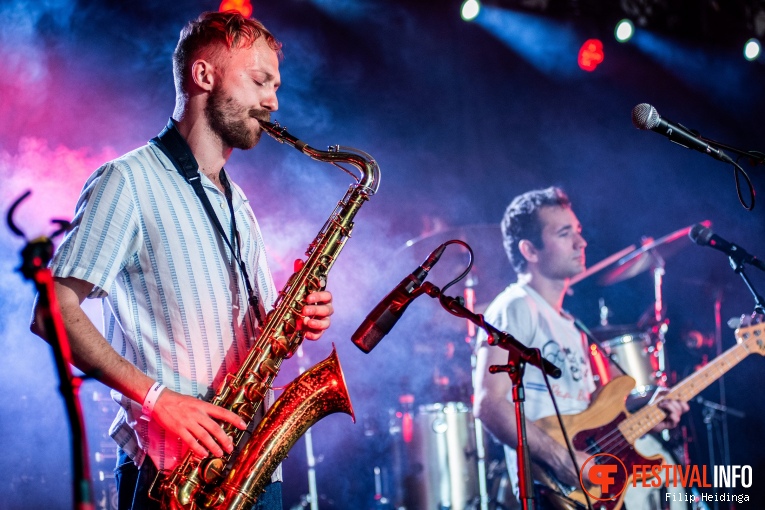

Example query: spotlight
[615,19,634,43]
[461,0,480,22]
[744,38,761,61]
[219,0,252,17]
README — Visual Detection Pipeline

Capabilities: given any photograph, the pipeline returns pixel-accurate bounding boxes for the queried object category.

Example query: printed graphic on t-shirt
[542,339,591,382]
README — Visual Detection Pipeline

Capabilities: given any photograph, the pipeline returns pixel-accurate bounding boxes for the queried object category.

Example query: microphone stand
[464,277,490,510]
[490,350,536,510]
[696,137,765,167]
[727,253,765,314]
[414,281,561,510]
[8,192,95,510]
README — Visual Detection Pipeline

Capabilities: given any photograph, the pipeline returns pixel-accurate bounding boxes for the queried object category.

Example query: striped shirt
[51,141,280,476]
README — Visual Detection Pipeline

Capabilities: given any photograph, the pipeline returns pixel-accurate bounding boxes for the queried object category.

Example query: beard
[205,87,270,150]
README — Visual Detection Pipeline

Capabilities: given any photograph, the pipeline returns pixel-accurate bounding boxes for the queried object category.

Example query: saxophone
[151,120,381,509]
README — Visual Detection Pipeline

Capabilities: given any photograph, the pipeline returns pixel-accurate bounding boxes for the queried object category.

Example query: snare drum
[593,327,665,397]
[405,402,478,510]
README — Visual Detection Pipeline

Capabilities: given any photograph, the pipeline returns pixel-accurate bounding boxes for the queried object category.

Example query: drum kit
[378,221,709,510]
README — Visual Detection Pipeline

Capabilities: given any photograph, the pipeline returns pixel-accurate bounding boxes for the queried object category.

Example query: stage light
[476,7,583,77]
[578,38,604,72]
[219,0,253,17]
[461,0,481,22]
[744,38,761,61]
[615,19,634,42]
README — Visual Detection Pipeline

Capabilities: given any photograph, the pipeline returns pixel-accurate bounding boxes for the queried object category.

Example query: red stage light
[219,0,253,18]
[578,38,604,72]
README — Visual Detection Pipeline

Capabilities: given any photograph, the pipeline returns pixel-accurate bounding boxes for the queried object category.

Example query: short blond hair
[173,11,282,94]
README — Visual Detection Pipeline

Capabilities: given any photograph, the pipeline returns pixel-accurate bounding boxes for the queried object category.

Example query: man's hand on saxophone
[148,289,334,460]
[155,289,334,459]
[152,391,248,460]
[300,290,334,340]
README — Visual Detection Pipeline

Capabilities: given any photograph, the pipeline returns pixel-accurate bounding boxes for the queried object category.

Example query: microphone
[631,103,733,164]
[352,244,447,353]
[689,223,765,272]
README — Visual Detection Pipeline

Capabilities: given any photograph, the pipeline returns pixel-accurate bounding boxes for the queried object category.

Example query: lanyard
[150,119,264,323]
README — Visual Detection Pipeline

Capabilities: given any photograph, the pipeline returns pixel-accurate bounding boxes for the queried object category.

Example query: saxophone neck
[258,119,380,196]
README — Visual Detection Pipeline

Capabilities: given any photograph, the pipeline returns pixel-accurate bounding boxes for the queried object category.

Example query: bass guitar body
[533,376,663,510]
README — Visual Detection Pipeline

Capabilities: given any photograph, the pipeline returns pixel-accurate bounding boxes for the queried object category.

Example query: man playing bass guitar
[474,187,689,509]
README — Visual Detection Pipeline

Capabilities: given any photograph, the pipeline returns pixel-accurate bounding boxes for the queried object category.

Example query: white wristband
[141,382,166,421]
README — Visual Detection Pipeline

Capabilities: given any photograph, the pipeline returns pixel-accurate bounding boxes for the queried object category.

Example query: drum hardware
[571,221,711,325]
[597,221,711,286]
[568,244,636,288]
[86,389,120,510]
[571,223,710,412]
[570,220,711,405]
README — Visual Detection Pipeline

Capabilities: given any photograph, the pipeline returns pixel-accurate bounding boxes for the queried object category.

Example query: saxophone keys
[232,401,255,422]
[270,336,291,358]
[200,457,226,484]
[257,358,280,381]
[200,486,226,508]
[244,381,266,402]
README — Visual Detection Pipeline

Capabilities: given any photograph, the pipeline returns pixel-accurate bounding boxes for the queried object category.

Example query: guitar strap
[569,315,629,377]
[150,118,265,323]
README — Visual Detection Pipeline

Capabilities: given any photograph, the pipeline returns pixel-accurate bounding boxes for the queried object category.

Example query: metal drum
[596,328,665,397]
[406,402,478,510]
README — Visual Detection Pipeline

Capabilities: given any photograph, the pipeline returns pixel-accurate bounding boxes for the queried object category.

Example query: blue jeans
[114,449,282,509]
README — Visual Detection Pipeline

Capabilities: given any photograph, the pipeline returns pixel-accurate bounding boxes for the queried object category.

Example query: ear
[190,59,215,92]
[518,239,539,265]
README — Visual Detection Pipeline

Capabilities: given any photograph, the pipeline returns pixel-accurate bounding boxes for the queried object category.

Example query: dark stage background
[1,0,764,508]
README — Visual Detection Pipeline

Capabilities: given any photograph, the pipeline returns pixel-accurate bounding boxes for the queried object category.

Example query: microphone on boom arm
[351,244,447,353]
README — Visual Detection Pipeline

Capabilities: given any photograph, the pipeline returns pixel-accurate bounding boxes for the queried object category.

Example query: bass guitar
[532,318,765,510]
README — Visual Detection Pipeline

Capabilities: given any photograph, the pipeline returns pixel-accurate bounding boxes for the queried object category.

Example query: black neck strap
[150,118,263,322]
[569,314,628,377]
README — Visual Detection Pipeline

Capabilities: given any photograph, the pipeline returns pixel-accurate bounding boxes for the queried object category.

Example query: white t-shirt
[477,282,595,493]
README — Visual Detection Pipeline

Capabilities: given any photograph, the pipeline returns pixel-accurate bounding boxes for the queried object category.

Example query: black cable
[695,135,761,211]
[540,368,595,510]
[571,317,630,378]
[439,239,474,296]
[731,158,755,211]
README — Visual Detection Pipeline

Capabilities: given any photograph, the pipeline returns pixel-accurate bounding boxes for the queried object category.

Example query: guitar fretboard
[619,334,759,443]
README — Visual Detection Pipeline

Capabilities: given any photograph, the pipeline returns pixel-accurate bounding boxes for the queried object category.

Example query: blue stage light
[474,6,582,78]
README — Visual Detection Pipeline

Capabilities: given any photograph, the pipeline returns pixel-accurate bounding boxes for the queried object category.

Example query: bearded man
[31,11,334,510]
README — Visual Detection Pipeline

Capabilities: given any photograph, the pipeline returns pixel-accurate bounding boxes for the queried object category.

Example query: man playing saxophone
[31,11,333,510]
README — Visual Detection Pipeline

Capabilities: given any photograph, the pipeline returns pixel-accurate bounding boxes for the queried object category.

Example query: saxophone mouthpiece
[257,118,279,133]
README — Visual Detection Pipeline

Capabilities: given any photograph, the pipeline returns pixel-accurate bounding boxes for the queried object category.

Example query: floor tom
[593,327,666,397]
[405,402,478,510]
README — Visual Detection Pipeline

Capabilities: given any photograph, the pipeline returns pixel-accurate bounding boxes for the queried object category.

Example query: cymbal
[589,323,646,341]
[568,244,637,286]
[599,220,712,286]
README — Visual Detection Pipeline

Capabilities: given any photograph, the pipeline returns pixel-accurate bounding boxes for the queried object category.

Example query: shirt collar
[152,118,243,211]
